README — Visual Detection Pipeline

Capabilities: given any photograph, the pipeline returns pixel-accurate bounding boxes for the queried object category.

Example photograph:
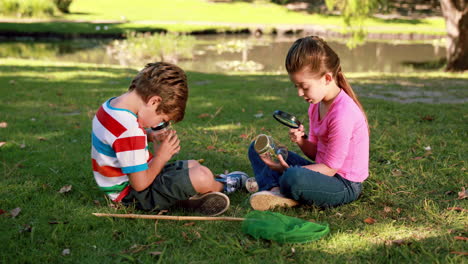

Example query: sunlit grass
[0,0,446,35]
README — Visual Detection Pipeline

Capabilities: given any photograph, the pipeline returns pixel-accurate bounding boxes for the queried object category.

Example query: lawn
[0,0,446,36]
[0,58,466,263]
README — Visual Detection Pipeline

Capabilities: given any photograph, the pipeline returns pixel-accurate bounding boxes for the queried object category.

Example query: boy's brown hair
[129,62,188,122]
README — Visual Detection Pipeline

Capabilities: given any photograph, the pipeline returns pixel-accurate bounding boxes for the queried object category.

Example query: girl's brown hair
[285,36,366,117]
[129,62,188,123]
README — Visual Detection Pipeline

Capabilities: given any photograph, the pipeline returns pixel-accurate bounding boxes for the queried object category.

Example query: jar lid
[151,122,169,131]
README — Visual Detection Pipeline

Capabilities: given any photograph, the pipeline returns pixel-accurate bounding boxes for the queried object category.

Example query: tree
[440,0,468,71]
[325,0,468,72]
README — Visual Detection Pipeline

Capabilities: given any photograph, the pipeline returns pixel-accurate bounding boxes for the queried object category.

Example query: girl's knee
[248,141,257,158]
[280,167,302,186]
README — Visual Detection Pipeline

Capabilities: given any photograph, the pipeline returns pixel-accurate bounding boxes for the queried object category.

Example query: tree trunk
[440,0,468,72]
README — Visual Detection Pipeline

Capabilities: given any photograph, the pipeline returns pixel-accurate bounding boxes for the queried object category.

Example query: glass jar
[151,122,172,142]
[253,134,288,163]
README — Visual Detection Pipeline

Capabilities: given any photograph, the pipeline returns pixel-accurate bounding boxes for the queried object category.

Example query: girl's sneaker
[249,190,299,211]
[216,171,248,194]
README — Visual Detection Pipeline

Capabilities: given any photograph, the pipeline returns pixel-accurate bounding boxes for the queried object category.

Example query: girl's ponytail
[335,67,365,117]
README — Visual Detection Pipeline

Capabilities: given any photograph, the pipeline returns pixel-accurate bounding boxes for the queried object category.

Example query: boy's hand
[259,152,289,173]
[289,124,305,144]
[153,130,180,163]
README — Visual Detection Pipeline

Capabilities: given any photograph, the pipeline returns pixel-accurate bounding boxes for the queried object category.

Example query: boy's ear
[147,96,162,107]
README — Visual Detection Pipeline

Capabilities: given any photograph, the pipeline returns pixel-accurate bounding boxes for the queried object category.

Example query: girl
[248,36,369,210]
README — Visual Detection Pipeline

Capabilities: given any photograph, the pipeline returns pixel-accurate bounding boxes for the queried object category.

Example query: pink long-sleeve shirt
[308,89,369,182]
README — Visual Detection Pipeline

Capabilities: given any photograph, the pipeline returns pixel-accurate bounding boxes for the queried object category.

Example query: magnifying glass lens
[273,110,301,129]
[276,116,299,128]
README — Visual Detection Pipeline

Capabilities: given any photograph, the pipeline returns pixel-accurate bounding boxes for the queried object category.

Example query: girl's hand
[289,124,306,144]
[153,130,180,163]
[259,152,290,172]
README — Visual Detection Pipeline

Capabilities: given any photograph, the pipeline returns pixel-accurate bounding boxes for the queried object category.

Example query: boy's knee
[187,159,200,168]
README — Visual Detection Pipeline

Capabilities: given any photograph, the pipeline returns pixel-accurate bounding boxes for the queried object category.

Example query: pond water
[0,34,446,74]
[3,34,461,103]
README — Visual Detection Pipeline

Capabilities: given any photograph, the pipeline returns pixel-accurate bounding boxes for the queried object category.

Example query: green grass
[0,0,446,36]
[1,58,467,263]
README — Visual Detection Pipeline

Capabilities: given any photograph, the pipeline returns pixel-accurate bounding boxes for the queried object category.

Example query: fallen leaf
[37,137,47,141]
[197,113,211,118]
[48,221,60,225]
[364,217,376,224]
[62,249,70,256]
[0,209,6,215]
[10,207,21,218]
[93,200,100,205]
[0,122,7,128]
[197,159,205,164]
[396,208,402,214]
[420,115,434,121]
[149,251,162,256]
[457,187,467,200]
[217,148,227,152]
[239,134,249,139]
[254,113,264,118]
[206,145,216,150]
[183,222,195,226]
[391,169,403,176]
[411,156,423,160]
[454,236,468,241]
[0,142,6,148]
[193,230,201,239]
[383,206,392,213]
[450,251,468,256]
[447,207,466,212]
[181,231,188,240]
[58,185,72,193]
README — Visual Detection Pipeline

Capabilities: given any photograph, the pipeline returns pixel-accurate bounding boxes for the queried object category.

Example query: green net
[241,210,330,243]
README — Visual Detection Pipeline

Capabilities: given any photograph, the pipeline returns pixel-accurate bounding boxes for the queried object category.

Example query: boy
[91,62,246,216]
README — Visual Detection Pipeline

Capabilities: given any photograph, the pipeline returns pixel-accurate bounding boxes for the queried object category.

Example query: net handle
[93,213,245,221]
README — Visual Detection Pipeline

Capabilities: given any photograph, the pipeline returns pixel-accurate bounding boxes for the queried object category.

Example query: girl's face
[289,68,333,104]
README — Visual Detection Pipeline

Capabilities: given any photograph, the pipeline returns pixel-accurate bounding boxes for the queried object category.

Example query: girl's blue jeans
[248,142,362,208]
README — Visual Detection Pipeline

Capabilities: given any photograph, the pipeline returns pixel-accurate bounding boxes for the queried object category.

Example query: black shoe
[176,192,230,216]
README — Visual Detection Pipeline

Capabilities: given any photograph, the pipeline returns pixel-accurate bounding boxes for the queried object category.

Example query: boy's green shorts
[121,160,197,211]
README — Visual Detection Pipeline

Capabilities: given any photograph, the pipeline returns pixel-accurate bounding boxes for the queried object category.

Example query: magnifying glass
[273,110,307,139]
[151,121,170,131]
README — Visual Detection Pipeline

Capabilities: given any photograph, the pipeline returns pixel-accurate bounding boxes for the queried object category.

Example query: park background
[0,0,467,263]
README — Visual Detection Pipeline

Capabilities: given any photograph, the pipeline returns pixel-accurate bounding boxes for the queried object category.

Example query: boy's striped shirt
[91,98,150,201]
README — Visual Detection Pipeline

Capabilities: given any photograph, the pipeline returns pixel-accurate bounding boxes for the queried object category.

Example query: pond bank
[0,19,446,40]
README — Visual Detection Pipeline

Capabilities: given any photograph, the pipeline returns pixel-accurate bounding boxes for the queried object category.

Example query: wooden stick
[92,213,245,221]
